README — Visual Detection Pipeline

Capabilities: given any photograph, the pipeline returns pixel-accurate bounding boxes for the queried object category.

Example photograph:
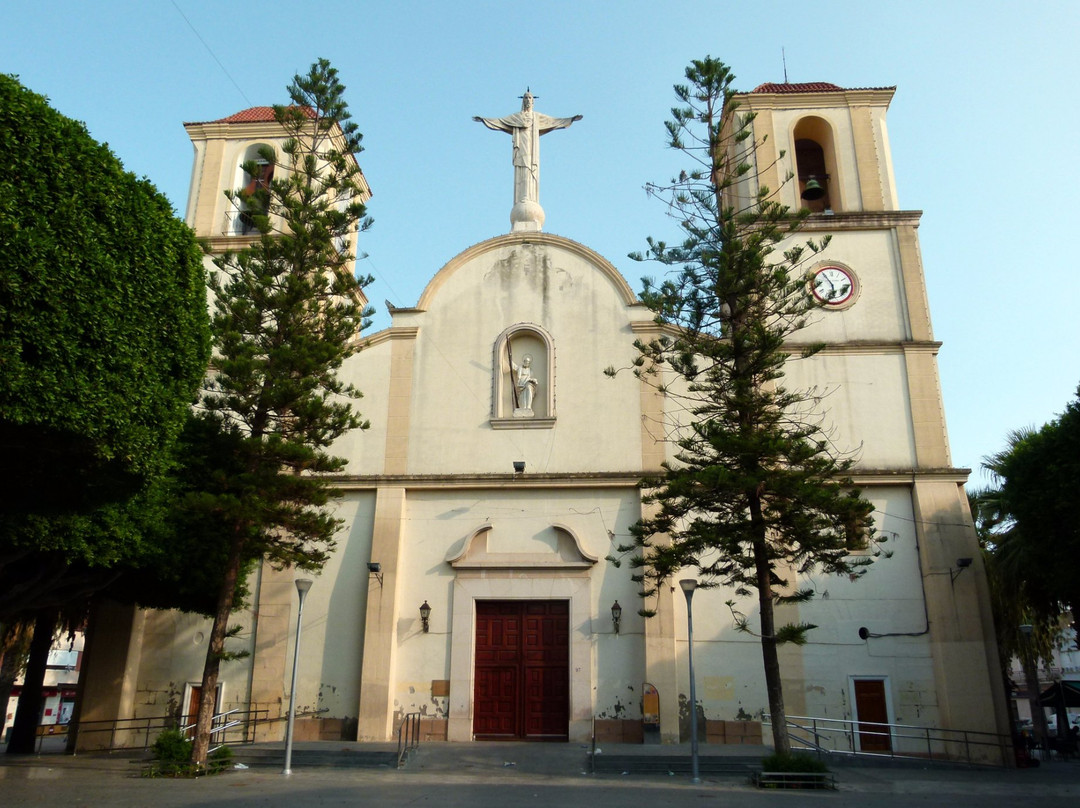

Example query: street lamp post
[283,578,313,776]
[679,578,701,784]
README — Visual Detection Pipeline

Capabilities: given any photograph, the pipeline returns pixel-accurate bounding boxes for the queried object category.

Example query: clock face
[811,266,856,306]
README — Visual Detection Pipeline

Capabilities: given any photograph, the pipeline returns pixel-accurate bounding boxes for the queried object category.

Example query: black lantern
[611,600,622,634]
[419,600,432,633]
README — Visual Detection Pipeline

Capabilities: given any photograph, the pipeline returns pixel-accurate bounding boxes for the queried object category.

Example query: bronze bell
[801,177,826,201]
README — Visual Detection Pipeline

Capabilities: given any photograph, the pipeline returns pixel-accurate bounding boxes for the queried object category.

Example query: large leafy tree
[188,59,372,767]
[0,75,209,753]
[610,58,877,754]
[0,74,210,516]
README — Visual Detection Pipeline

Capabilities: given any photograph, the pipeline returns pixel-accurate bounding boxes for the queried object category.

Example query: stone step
[590,754,760,775]
[230,747,400,769]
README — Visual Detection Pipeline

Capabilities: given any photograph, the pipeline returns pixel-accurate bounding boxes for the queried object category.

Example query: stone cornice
[794,340,943,356]
[335,472,643,491]
[203,235,260,253]
[361,326,419,349]
[799,211,923,231]
[330,467,970,491]
[737,88,896,110]
[850,468,972,485]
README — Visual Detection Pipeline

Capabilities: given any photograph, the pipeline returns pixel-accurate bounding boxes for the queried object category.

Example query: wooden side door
[853,678,891,752]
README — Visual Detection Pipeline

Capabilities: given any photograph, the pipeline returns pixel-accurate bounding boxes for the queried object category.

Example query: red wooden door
[474,601,568,740]
[183,687,202,739]
[853,679,891,752]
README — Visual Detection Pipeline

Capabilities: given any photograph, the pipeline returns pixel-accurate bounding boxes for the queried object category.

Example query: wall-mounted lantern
[950,557,973,583]
[419,600,432,633]
[611,600,622,634]
[367,562,383,586]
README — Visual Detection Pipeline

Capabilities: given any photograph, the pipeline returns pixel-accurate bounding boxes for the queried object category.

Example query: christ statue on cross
[474,90,581,231]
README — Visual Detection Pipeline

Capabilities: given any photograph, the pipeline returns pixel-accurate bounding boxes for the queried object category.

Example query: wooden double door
[473,600,569,740]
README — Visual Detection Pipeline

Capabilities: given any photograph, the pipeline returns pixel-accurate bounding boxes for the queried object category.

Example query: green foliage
[0,74,209,624]
[208,744,234,774]
[614,57,879,754]
[970,485,1059,669]
[979,389,1080,629]
[99,414,256,616]
[0,488,168,620]
[147,727,194,777]
[971,385,1080,740]
[187,58,370,768]
[146,728,231,777]
[760,751,829,773]
[0,74,210,515]
[197,57,373,575]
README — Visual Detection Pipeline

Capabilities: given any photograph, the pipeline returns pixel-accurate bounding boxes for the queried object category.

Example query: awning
[1038,681,1080,708]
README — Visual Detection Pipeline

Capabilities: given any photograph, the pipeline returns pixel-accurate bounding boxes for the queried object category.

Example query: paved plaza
[1,742,1078,807]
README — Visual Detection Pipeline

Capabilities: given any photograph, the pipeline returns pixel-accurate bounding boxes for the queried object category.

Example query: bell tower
[733,82,1012,746]
[738,82,899,215]
[182,106,371,260]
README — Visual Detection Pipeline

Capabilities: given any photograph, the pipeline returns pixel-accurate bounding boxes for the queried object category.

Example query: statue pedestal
[510,200,544,232]
[512,407,534,418]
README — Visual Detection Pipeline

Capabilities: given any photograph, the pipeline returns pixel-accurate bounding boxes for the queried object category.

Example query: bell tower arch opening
[793,116,839,213]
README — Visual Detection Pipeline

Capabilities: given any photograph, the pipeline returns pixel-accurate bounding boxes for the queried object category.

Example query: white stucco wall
[367,238,645,476]
[382,487,646,722]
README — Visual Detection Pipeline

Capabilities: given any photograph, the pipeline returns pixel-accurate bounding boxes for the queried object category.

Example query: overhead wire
[170,2,251,107]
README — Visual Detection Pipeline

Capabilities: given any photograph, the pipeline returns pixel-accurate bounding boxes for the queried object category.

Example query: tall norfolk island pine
[610,59,879,754]
[189,59,372,767]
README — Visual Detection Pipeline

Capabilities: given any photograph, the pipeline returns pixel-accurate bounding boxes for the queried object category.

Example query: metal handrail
[179,708,251,754]
[70,708,269,753]
[396,712,421,768]
[766,714,1012,767]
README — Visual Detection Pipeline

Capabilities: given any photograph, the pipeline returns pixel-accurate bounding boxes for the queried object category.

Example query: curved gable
[417,232,637,310]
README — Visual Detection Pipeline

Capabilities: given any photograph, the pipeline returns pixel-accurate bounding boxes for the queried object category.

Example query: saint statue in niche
[511,354,539,415]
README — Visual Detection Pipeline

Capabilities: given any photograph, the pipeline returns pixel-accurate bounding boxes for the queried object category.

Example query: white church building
[74,81,1011,762]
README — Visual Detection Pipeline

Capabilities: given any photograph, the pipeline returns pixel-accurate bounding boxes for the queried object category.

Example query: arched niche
[491,323,555,428]
[793,116,841,213]
[228,143,276,235]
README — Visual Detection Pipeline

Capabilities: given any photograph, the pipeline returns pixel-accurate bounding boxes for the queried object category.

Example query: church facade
[74,83,1011,761]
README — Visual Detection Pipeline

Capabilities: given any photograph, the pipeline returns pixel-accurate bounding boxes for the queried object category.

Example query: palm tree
[970,429,1061,748]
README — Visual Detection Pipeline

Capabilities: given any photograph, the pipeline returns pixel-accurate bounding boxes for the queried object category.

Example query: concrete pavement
[1,741,1077,807]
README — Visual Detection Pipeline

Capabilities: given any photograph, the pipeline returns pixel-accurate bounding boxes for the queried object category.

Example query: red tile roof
[185,105,316,125]
[751,82,844,94]
[749,82,894,94]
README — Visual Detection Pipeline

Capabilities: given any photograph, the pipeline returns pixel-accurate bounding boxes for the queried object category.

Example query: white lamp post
[679,578,701,784]
[283,578,312,775]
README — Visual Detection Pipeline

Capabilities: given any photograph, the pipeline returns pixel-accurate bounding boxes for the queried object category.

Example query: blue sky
[4,1,1078,485]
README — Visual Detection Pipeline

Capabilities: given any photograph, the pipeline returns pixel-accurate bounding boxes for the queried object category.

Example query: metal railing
[221,210,260,236]
[69,708,269,754]
[179,708,259,754]
[767,714,1012,767]
[396,712,421,767]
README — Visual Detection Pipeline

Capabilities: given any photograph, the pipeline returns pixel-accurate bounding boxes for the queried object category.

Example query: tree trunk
[750,495,790,755]
[190,535,245,768]
[1021,653,1049,747]
[0,621,32,742]
[757,583,789,753]
[5,607,58,754]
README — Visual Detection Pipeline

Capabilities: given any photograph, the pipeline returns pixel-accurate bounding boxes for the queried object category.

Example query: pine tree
[189,59,372,767]
[610,58,879,754]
